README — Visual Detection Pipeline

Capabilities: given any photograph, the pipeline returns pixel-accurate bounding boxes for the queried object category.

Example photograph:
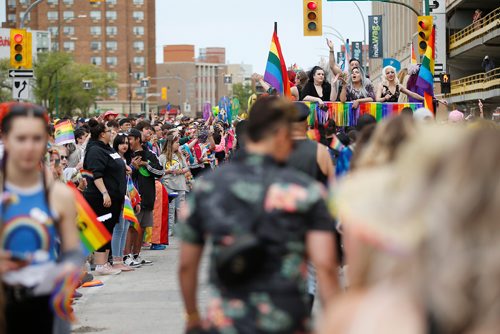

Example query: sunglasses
[60,155,68,160]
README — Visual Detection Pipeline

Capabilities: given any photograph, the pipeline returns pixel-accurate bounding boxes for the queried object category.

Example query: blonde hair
[381,65,400,86]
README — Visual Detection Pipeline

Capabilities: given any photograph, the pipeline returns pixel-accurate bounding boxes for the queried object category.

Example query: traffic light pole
[20,0,45,29]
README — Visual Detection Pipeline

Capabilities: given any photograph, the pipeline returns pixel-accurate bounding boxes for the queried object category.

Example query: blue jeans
[111,211,130,258]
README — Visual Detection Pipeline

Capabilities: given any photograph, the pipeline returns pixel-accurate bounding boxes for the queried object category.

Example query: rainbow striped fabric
[54,120,75,145]
[416,26,435,112]
[330,135,344,151]
[51,266,82,323]
[127,177,141,208]
[301,102,423,127]
[123,195,140,231]
[264,27,291,97]
[71,186,111,255]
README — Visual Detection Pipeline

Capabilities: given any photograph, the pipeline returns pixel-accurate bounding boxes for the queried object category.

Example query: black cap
[293,103,311,122]
[128,128,142,139]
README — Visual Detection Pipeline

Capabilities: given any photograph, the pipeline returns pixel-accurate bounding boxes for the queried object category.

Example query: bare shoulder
[49,182,76,209]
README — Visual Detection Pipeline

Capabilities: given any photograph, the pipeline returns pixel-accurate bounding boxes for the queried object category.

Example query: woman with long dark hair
[300,66,338,103]
[0,102,82,333]
[83,119,126,275]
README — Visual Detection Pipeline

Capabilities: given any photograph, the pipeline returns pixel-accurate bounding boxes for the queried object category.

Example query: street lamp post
[20,0,44,28]
[352,2,368,73]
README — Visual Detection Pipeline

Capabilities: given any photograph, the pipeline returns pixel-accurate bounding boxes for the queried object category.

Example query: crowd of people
[0,58,498,333]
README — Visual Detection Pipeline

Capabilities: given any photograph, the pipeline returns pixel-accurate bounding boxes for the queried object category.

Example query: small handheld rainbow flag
[264,23,291,97]
[330,135,344,151]
[54,120,75,145]
[70,185,112,255]
[51,266,82,323]
[127,177,141,208]
[123,196,140,232]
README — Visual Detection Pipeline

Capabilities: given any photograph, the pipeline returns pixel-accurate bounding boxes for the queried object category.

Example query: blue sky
[1,0,371,73]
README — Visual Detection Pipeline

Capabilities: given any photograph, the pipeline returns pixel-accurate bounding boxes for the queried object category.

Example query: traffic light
[303,0,322,36]
[161,87,168,100]
[10,29,32,69]
[417,16,433,55]
[440,73,451,94]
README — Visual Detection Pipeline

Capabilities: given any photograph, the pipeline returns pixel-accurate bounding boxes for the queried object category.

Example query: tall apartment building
[2,0,156,114]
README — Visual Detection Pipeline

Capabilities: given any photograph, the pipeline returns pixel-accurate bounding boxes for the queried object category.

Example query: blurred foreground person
[320,126,500,334]
[179,96,338,334]
[0,103,83,333]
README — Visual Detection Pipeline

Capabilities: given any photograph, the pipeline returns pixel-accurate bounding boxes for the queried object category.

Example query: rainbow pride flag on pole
[54,120,75,145]
[70,185,111,255]
[416,26,435,113]
[264,22,291,97]
[123,195,140,232]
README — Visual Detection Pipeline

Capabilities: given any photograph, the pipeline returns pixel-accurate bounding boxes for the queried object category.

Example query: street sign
[12,78,30,100]
[224,75,232,84]
[141,78,150,88]
[435,63,444,72]
[8,69,34,78]
[82,80,93,90]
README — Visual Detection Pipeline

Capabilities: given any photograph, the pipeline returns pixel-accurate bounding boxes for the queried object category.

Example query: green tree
[33,52,116,118]
[0,58,12,102]
[232,83,254,114]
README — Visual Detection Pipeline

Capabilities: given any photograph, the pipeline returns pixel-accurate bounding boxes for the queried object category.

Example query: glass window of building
[106,41,118,51]
[63,41,75,51]
[63,26,75,35]
[52,42,59,51]
[91,57,102,66]
[106,11,117,20]
[19,0,29,5]
[47,11,58,20]
[90,26,101,35]
[63,0,74,5]
[63,11,74,20]
[134,72,145,80]
[107,72,118,80]
[106,26,118,35]
[106,57,118,66]
[91,41,102,51]
[48,27,59,36]
[7,14,16,22]
[46,0,57,5]
[133,26,144,35]
[106,0,117,5]
[133,57,145,66]
[133,41,144,51]
[133,0,144,4]
[107,88,118,97]
[132,11,144,21]
[7,0,16,8]
[90,11,101,20]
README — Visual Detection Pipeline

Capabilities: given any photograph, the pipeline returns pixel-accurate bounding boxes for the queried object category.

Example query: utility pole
[20,0,44,28]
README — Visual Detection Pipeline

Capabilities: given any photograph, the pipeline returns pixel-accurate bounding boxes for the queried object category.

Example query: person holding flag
[0,102,83,333]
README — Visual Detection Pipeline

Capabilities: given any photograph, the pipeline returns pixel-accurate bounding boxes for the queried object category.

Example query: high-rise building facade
[2,0,156,114]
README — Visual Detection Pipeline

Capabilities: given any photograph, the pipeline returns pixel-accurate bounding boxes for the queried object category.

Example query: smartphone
[133,150,146,161]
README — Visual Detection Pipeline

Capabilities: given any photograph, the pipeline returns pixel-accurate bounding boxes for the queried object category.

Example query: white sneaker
[94,263,121,275]
[124,254,142,268]
[134,254,153,265]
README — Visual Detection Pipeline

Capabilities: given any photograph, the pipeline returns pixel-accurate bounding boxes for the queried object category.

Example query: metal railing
[450,67,500,96]
[449,7,500,50]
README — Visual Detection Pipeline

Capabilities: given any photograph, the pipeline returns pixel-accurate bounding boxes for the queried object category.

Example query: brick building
[2,0,156,115]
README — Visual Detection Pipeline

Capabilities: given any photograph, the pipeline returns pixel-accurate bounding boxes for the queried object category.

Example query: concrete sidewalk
[72,239,209,334]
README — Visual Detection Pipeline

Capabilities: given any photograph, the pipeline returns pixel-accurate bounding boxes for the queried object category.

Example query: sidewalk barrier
[299,102,424,127]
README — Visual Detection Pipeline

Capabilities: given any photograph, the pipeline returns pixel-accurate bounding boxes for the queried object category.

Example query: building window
[107,88,118,97]
[7,0,16,8]
[63,41,75,51]
[134,72,145,80]
[106,26,118,35]
[133,41,144,51]
[106,11,117,20]
[63,26,75,35]
[133,57,145,66]
[106,0,117,5]
[63,0,74,5]
[108,72,118,80]
[90,41,101,51]
[133,26,144,35]
[46,0,58,5]
[19,12,31,21]
[106,41,118,51]
[106,57,118,66]
[90,11,101,20]
[48,26,59,36]
[47,11,58,20]
[90,26,102,35]
[63,11,74,20]
[133,0,144,4]
[132,11,144,21]
[91,57,102,66]
[7,14,16,22]
[19,0,29,5]
[52,42,59,51]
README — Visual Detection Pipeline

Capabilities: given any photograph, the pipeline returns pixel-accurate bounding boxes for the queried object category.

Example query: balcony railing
[450,68,500,96]
[450,7,500,50]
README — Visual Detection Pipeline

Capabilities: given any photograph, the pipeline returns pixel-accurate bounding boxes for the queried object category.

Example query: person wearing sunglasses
[0,102,83,333]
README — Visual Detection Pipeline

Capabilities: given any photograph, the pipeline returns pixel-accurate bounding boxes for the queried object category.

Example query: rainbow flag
[51,267,82,323]
[330,135,344,151]
[123,195,140,232]
[127,177,141,208]
[71,185,111,255]
[54,120,75,145]
[264,24,291,97]
[416,26,435,113]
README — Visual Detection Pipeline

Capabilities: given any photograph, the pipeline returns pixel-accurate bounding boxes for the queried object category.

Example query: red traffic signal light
[303,0,322,36]
[14,33,23,43]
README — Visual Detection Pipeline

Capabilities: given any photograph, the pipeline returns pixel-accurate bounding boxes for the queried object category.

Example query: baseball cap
[293,102,311,122]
